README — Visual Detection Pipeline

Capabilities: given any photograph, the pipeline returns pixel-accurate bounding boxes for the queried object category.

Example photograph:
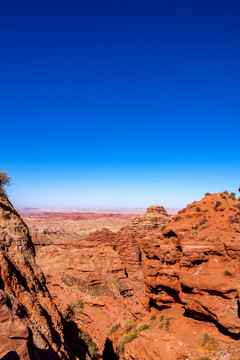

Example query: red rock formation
[140,193,240,333]
[112,193,240,360]
[34,205,171,355]
[0,195,87,359]
[0,290,30,359]
[9,191,240,360]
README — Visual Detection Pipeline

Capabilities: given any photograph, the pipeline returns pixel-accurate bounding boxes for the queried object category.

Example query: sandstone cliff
[34,205,171,355]
[112,192,240,360]
[0,195,87,359]
[6,189,240,360]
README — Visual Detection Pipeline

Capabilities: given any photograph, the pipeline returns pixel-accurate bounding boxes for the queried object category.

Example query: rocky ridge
[111,192,240,360]
[0,195,87,359]
[2,189,240,360]
[34,205,171,355]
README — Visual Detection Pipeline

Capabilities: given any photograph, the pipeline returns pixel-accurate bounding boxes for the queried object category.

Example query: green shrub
[229,192,236,200]
[124,319,135,331]
[158,322,164,329]
[165,316,173,331]
[117,330,138,353]
[159,314,164,322]
[205,192,211,196]
[220,193,227,199]
[200,225,210,231]
[108,323,120,336]
[137,323,149,332]
[0,171,11,198]
[150,314,156,321]
[79,331,99,359]
[196,207,201,212]
[224,270,232,276]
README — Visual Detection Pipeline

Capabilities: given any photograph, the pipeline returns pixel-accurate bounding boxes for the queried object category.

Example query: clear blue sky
[0,0,239,208]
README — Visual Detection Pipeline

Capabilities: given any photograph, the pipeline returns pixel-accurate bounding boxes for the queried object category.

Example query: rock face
[34,205,171,354]
[129,205,171,230]
[0,290,30,359]
[6,189,240,360]
[140,193,240,334]
[114,192,240,360]
[0,195,86,359]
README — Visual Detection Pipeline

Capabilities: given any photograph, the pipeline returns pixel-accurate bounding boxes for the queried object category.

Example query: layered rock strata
[34,206,171,354]
[0,195,86,359]
[113,193,240,360]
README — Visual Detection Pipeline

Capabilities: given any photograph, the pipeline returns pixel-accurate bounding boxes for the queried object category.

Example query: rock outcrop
[7,189,240,360]
[0,195,87,359]
[34,205,171,355]
[0,289,31,359]
[113,192,240,360]
[140,193,240,334]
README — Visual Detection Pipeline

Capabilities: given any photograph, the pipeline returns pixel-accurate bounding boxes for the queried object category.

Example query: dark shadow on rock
[0,200,20,218]
[63,319,88,360]
[1,352,20,360]
[102,339,119,360]
[32,346,58,360]
[183,308,240,340]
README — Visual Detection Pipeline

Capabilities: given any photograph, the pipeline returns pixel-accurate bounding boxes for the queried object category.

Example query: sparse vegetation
[108,323,120,336]
[229,192,236,200]
[229,216,240,224]
[159,314,164,322]
[66,303,75,317]
[196,206,201,212]
[165,316,173,331]
[214,201,222,210]
[79,330,99,359]
[174,215,181,221]
[223,190,229,195]
[76,299,84,309]
[124,319,135,331]
[200,225,210,231]
[220,193,227,199]
[117,318,153,354]
[205,192,211,196]
[117,329,138,353]
[150,314,156,320]
[137,323,149,332]
[224,270,232,276]
[197,333,219,352]
[0,171,11,197]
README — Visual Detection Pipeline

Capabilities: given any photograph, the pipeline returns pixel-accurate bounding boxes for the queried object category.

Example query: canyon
[1,191,240,360]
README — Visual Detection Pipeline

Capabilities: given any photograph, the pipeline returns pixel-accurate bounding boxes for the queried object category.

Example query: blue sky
[0,0,239,208]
